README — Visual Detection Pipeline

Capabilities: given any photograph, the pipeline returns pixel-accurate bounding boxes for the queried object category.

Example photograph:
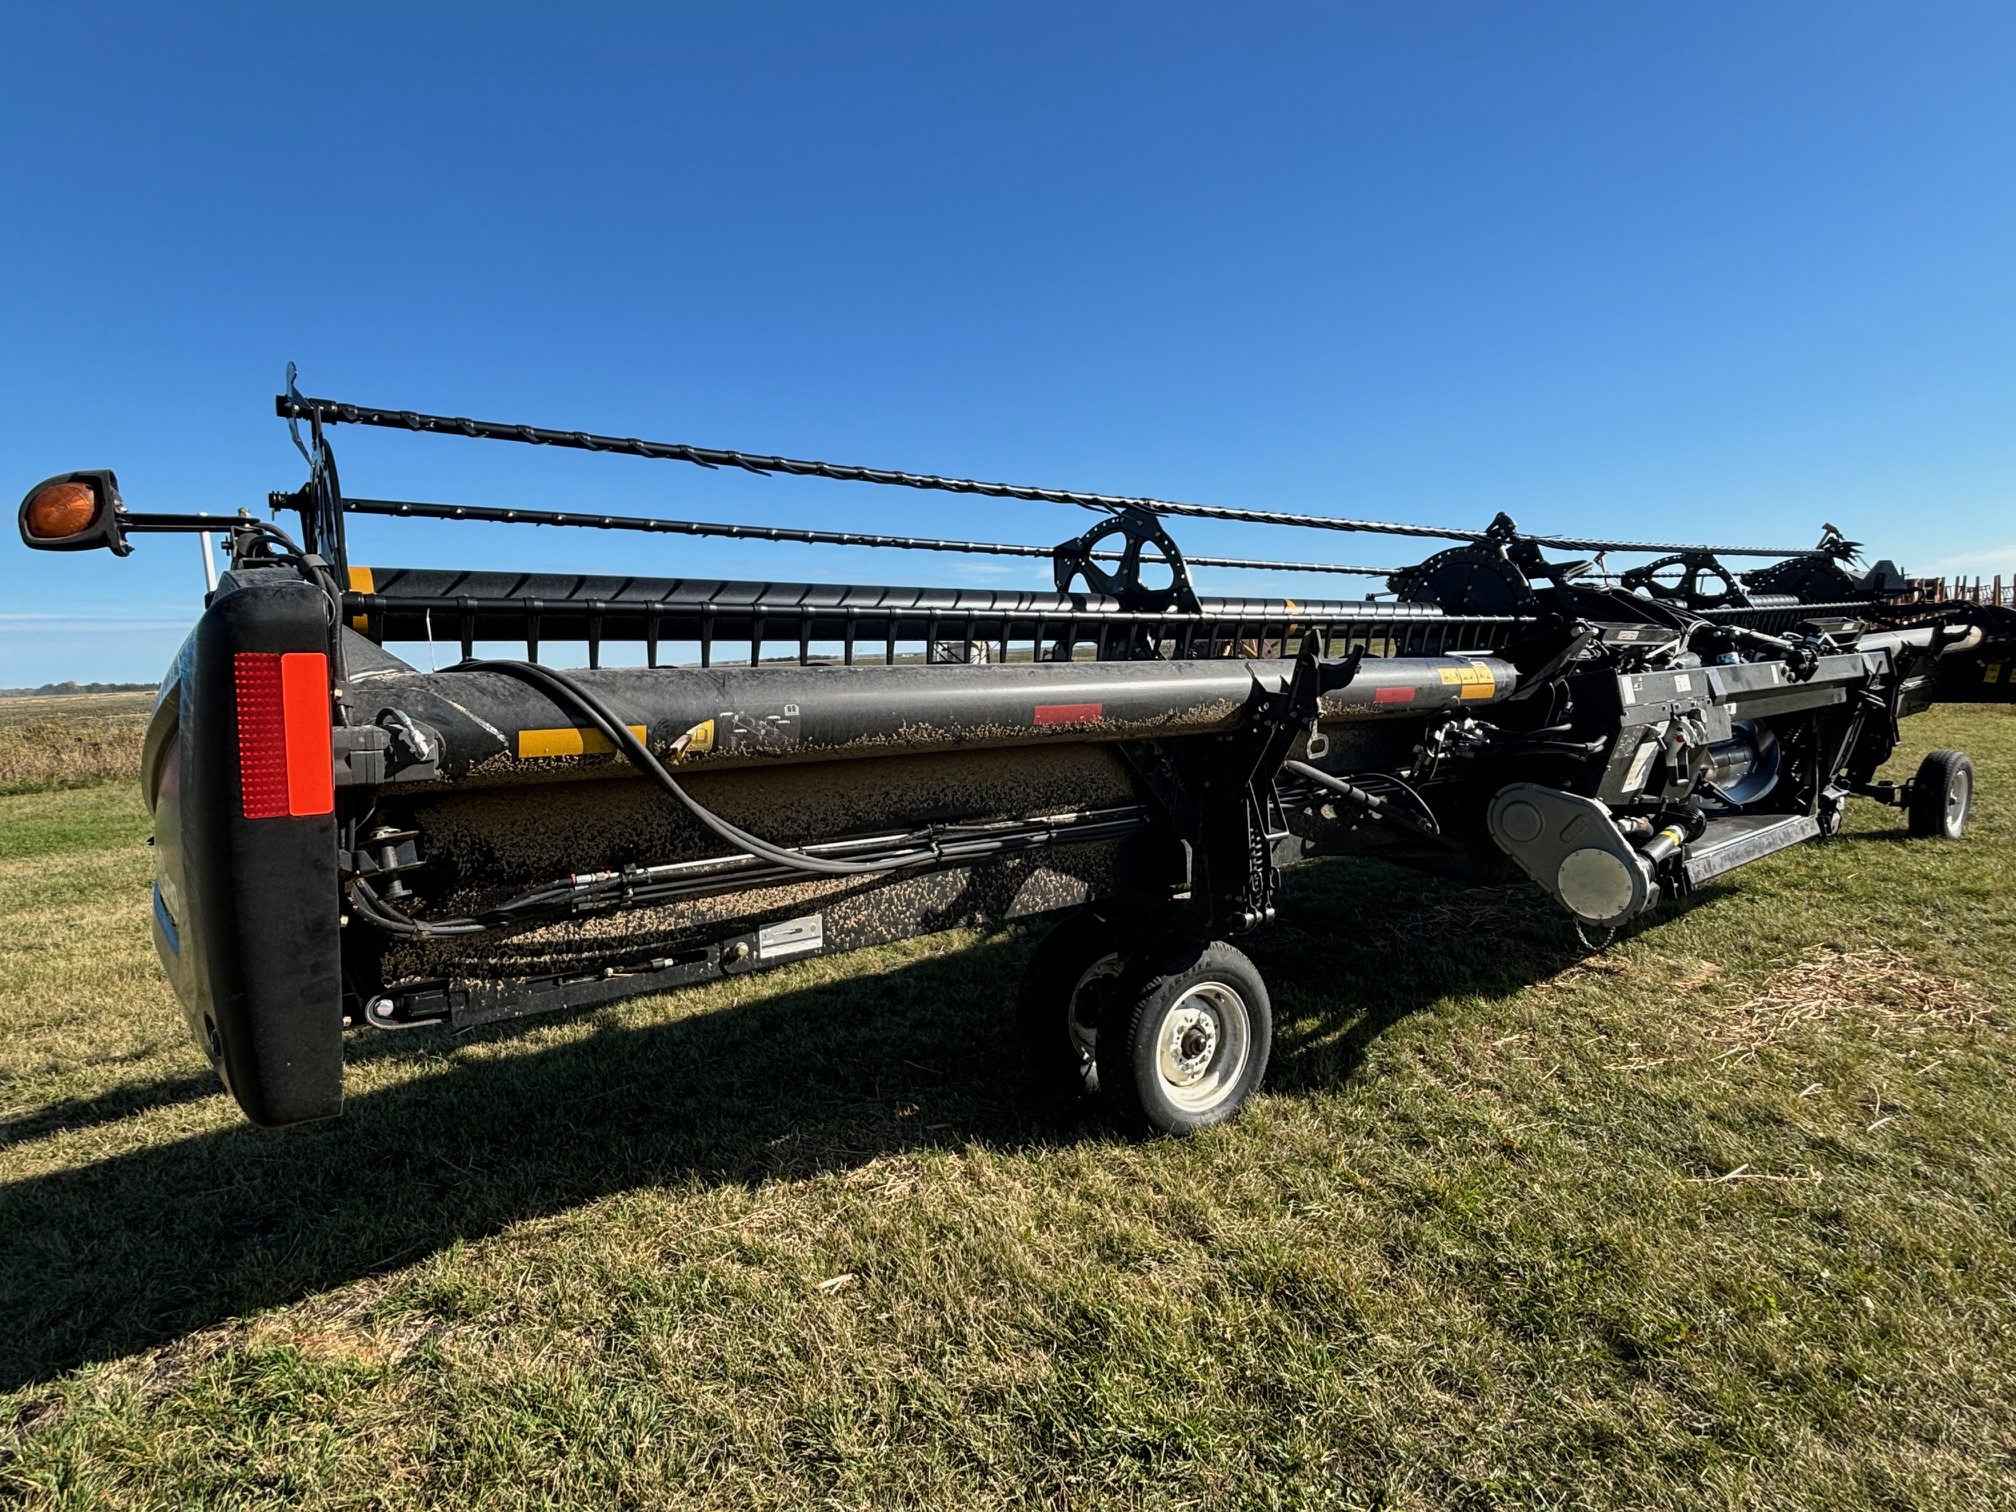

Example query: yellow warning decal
[347,566,374,632]
[1438,662,1497,699]
[669,718,715,760]
[1986,663,2004,684]
[518,725,649,759]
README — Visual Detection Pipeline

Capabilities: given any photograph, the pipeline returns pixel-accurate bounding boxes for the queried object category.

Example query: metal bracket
[279,365,349,576]
[1121,634,1361,937]
[1618,551,1753,609]
[1053,506,1201,614]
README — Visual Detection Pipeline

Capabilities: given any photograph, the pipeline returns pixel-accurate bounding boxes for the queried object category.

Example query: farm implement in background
[18,376,2014,1133]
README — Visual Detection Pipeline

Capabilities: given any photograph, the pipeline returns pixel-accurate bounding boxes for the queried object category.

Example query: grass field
[0,692,155,797]
[1,702,2011,1509]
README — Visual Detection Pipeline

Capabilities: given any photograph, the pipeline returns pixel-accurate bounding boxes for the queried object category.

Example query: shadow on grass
[1826,825,1919,846]
[0,859,1630,1389]
[0,1073,226,1150]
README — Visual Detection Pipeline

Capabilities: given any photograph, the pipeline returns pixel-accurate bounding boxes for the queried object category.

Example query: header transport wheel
[1016,912,1135,1101]
[1908,750,1975,840]
[1096,941,1272,1136]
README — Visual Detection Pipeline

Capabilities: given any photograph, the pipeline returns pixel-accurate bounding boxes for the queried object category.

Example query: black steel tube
[464,656,917,877]
[278,394,1830,558]
[119,511,258,533]
[338,498,1394,577]
[358,651,1524,785]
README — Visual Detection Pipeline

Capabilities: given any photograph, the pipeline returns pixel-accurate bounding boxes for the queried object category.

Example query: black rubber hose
[1280,759,1438,835]
[346,806,1152,939]
[459,658,933,877]
[347,876,490,936]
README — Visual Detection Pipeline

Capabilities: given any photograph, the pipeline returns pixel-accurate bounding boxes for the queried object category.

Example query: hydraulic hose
[461,658,933,878]
[1281,759,1440,836]
[346,656,1157,938]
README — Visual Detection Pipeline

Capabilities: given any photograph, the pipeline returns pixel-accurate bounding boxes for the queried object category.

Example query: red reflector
[1033,702,1103,725]
[235,652,333,819]
[1373,685,1416,705]
[280,652,335,815]
[235,655,288,818]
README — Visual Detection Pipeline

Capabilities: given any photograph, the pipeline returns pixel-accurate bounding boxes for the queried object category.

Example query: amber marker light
[22,479,99,540]
[17,470,130,553]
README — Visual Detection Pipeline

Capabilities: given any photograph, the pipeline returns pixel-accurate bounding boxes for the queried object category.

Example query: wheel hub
[1152,982,1252,1113]
[1163,1008,1219,1084]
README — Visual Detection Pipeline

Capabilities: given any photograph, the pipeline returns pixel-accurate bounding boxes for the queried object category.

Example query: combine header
[19,378,2012,1132]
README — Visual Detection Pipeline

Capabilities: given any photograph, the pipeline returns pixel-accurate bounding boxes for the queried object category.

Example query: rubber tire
[1096,941,1272,1137]
[1907,749,1974,839]
[1015,912,1130,1100]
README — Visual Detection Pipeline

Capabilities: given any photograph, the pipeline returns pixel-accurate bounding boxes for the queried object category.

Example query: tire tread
[1096,940,1271,1137]
[1907,749,1973,839]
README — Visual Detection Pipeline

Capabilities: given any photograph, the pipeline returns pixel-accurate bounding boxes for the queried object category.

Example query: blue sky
[3,3,2011,684]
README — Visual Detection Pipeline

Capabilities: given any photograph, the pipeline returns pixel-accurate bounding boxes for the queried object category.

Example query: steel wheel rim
[1068,953,1124,1067]
[1948,768,1972,835]
[1152,981,1251,1113]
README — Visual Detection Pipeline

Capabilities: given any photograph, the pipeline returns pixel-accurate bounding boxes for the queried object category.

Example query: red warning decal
[1034,702,1103,725]
[1373,685,1416,705]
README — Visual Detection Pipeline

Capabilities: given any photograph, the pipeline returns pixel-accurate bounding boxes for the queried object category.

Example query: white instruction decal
[1622,737,1661,793]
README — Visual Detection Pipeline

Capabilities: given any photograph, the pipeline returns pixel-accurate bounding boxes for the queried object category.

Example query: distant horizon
[0,680,158,699]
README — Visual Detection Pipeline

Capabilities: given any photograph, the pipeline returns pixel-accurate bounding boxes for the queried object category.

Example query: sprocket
[1387,545,1537,615]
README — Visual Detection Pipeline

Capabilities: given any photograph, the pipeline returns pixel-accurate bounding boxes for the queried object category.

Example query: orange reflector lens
[234,652,334,818]
[23,480,99,539]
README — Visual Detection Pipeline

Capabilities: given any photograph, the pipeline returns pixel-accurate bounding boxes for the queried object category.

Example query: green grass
[1,706,2012,1509]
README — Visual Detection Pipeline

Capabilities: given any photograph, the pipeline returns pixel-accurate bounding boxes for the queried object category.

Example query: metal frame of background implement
[18,374,2014,1134]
